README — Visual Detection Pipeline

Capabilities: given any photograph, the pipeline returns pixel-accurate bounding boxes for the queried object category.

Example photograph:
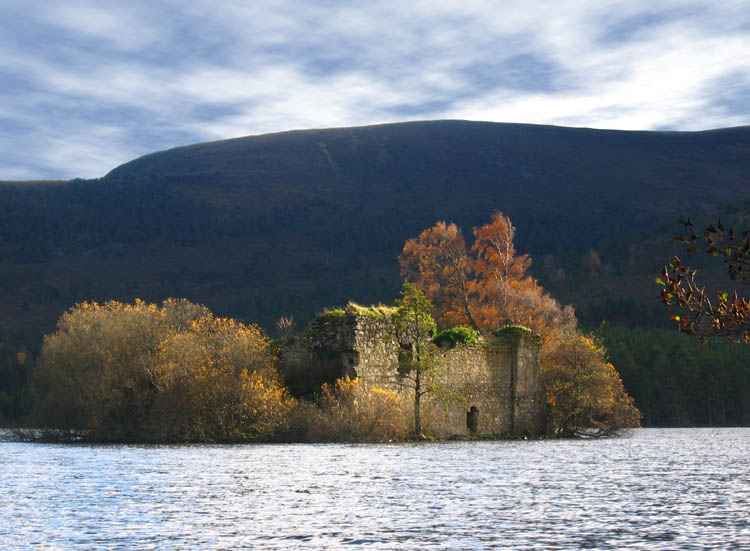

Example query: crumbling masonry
[287,304,546,436]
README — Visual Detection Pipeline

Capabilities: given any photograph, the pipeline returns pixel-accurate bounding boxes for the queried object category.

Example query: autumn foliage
[401,212,641,436]
[293,377,409,442]
[31,299,293,442]
[541,332,641,436]
[659,218,749,343]
[25,210,646,441]
[400,212,575,337]
[400,221,478,329]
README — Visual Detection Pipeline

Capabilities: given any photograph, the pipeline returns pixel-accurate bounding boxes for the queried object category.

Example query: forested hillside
[1,120,749,425]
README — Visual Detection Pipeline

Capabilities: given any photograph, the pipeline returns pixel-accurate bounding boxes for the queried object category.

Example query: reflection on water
[1,428,748,550]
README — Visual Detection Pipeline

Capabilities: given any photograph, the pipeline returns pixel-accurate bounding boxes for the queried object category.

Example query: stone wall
[289,304,545,436]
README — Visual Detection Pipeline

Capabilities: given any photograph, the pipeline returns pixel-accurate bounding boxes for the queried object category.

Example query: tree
[583,249,602,274]
[400,213,639,437]
[393,282,442,438]
[471,212,532,316]
[659,219,749,342]
[471,212,566,335]
[399,221,478,330]
[148,315,292,442]
[399,212,574,337]
[541,331,641,436]
[31,299,170,439]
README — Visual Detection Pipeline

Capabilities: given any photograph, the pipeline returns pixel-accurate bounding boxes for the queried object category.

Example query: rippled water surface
[1,428,748,550]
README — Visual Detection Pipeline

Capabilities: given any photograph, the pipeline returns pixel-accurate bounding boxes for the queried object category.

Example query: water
[1,428,748,550]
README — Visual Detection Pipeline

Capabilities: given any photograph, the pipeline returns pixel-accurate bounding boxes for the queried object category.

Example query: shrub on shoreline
[291,377,409,442]
[30,299,293,443]
[541,331,641,437]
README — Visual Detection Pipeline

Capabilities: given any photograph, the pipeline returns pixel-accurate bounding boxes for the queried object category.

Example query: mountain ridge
[1,120,748,339]
[105,119,750,180]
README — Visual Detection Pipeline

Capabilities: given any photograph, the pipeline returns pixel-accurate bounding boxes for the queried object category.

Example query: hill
[1,120,749,340]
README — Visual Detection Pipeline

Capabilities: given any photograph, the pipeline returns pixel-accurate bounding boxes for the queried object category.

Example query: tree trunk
[414,368,422,438]
[460,279,480,332]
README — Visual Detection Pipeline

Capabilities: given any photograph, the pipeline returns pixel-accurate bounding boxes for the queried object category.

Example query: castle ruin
[285,303,546,436]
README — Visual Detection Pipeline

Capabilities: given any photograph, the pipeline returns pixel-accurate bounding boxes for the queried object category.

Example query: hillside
[1,120,749,340]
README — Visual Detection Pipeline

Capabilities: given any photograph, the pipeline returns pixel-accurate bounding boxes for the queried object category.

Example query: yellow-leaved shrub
[541,331,641,437]
[31,299,293,442]
[294,377,409,442]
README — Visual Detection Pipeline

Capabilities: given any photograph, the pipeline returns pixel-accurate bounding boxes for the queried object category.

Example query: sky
[1,0,748,180]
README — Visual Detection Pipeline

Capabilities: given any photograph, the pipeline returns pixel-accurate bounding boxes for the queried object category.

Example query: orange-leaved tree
[400,212,639,435]
[399,221,478,330]
[471,212,568,334]
[399,212,573,337]
[399,212,640,436]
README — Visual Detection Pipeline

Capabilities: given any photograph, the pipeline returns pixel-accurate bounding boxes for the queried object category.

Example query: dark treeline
[596,324,750,427]
[0,333,33,423]
[0,177,656,266]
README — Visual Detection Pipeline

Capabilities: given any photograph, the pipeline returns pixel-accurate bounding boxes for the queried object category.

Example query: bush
[31,299,169,439]
[433,325,479,348]
[31,299,294,442]
[294,377,409,442]
[145,316,294,442]
[541,331,641,437]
